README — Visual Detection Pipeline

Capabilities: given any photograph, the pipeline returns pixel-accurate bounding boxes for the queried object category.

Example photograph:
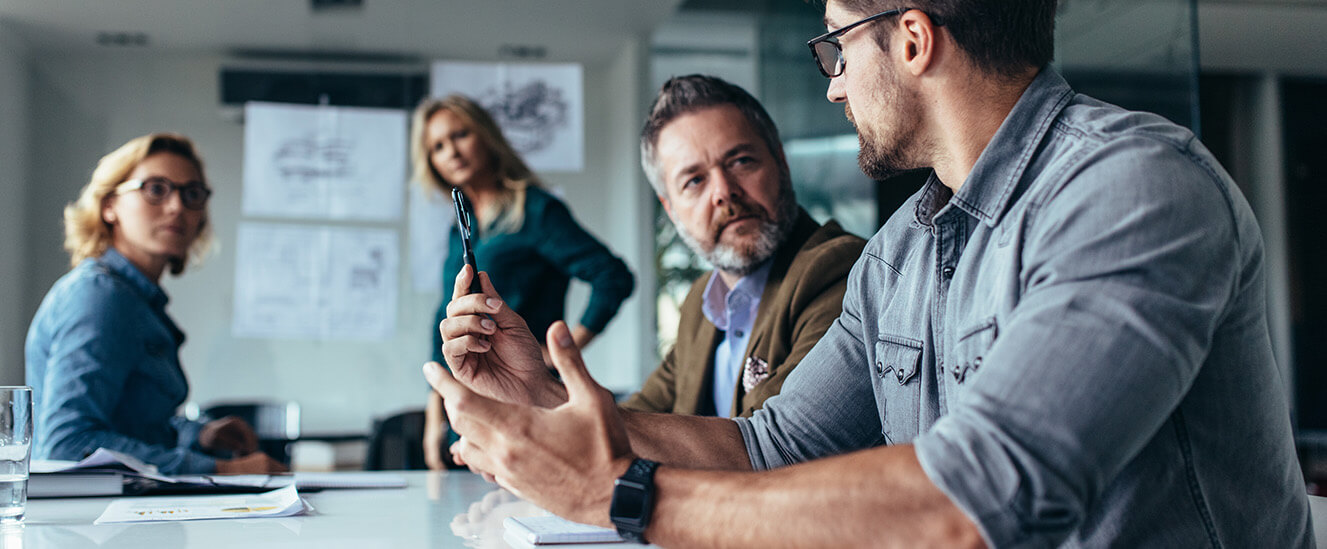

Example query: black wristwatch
[609,458,659,543]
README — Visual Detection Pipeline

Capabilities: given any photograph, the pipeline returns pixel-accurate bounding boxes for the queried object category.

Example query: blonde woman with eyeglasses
[25,133,286,475]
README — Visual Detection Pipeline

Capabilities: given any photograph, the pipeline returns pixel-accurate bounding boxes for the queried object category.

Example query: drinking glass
[0,387,33,524]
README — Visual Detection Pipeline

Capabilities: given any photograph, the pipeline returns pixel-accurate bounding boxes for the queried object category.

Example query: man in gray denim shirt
[425,0,1314,546]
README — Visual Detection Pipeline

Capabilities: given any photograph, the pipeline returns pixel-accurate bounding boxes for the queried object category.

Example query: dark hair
[835,0,1057,77]
[640,75,786,197]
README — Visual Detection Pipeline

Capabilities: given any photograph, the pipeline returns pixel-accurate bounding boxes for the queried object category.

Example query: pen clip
[452,187,473,251]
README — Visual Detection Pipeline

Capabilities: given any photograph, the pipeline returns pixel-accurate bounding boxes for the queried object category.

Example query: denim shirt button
[973,356,983,369]
[876,361,885,376]
[895,368,906,382]
[941,265,956,279]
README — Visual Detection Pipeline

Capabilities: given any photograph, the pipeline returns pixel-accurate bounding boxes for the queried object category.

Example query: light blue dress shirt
[25,248,216,474]
[702,262,771,418]
[734,68,1312,546]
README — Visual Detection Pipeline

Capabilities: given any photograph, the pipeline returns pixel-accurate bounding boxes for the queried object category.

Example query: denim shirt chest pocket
[947,317,998,393]
[872,334,923,443]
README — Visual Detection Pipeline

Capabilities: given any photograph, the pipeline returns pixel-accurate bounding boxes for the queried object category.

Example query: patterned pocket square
[742,356,771,392]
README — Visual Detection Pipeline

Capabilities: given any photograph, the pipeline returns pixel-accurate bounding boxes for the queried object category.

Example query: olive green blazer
[623,210,866,418]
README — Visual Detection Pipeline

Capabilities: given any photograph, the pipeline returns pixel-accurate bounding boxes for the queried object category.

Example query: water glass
[0,387,32,524]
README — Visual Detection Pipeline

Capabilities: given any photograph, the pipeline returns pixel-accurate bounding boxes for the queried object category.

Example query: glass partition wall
[647,0,1200,359]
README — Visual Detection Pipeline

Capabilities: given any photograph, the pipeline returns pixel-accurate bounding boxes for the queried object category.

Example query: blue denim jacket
[26,248,216,474]
[735,69,1312,547]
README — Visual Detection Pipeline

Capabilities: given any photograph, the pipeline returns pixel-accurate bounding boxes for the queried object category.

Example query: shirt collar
[98,247,170,310]
[914,67,1075,227]
[701,260,773,330]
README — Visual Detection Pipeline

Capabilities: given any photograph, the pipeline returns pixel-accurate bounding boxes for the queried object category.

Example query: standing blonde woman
[412,95,634,469]
[25,133,286,474]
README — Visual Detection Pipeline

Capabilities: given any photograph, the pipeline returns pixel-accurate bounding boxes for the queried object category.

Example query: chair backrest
[203,401,301,441]
[202,401,301,466]
[364,410,427,471]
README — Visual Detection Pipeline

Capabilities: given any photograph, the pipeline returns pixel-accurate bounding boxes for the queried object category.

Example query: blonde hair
[63,133,214,276]
[410,94,540,234]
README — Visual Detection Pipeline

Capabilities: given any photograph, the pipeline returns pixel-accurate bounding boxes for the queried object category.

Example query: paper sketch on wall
[430,61,584,172]
[232,222,399,341]
[242,102,407,221]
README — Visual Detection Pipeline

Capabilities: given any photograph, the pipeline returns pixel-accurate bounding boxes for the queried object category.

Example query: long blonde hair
[63,133,214,276]
[410,94,540,234]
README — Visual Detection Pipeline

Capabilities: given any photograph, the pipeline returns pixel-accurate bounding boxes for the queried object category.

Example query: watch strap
[611,458,659,543]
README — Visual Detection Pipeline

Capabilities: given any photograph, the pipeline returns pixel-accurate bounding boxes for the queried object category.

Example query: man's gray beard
[675,181,799,277]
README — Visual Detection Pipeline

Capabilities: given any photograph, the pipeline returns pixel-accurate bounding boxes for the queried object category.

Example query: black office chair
[201,401,300,466]
[364,409,428,471]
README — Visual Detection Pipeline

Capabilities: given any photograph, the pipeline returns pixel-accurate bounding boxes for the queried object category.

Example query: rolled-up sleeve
[735,257,883,470]
[914,136,1241,546]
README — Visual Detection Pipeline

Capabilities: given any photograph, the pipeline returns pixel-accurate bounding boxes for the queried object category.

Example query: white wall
[0,23,31,385]
[20,45,654,433]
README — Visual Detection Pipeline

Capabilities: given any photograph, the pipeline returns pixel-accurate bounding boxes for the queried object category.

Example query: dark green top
[432,186,634,363]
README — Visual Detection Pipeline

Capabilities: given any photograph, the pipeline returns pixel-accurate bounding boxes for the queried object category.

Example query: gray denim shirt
[734,69,1312,547]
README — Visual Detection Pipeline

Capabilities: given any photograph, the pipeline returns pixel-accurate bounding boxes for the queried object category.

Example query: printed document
[94,485,311,524]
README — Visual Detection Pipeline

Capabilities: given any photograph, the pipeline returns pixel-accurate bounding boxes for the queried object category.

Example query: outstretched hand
[423,321,634,527]
[439,265,566,407]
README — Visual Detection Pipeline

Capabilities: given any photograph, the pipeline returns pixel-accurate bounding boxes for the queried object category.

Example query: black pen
[452,187,483,295]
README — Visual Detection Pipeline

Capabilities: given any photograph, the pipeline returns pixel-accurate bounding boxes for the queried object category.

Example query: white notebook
[504,515,625,545]
[29,471,124,498]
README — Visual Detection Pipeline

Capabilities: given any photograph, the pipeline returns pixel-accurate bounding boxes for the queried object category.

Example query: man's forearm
[640,444,983,548]
[620,409,752,470]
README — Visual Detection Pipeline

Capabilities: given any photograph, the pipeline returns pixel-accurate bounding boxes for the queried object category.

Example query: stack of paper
[31,448,408,497]
[503,515,625,546]
[29,471,124,498]
[29,449,163,498]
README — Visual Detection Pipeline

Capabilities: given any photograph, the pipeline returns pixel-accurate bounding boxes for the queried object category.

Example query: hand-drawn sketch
[232,222,399,341]
[243,102,407,221]
[274,134,354,181]
[430,61,584,172]
[485,79,569,154]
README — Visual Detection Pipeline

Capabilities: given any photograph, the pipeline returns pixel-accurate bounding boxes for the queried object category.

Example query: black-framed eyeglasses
[807,8,941,78]
[116,176,212,210]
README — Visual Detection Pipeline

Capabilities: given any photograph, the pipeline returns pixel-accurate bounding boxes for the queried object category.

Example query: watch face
[610,486,647,520]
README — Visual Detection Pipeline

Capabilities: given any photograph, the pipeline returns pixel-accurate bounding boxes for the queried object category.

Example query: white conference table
[13,472,1324,547]
[10,471,651,548]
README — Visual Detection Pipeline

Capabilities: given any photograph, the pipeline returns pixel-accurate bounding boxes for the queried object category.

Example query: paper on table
[173,472,407,490]
[288,472,408,489]
[94,485,311,524]
[33,448,174,483]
